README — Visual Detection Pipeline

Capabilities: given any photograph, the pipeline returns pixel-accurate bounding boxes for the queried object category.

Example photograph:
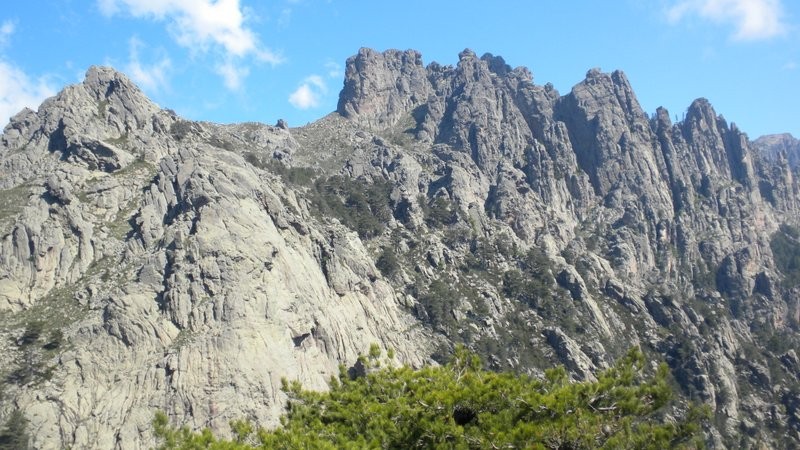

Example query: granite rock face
[329,48,800,448]
[755,132,800,168]
[0,66,429,449]
[3,51,800,449]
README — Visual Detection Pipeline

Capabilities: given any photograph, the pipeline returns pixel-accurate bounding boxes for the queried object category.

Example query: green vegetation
[248,158,316,186]
[153,347,706,449]
[5,318,64,386]
[107,200,140,240]
[0,410,29,450]
[417,279,460,332]
[207,136,235,151]
[97,100,109,119]
[375,246,400,278]
[245,158,395,241]
[692,263,718,293]
[0,185,31,232]
[42,329,64,351]
[112,155,156,179]
[415,275,492,346]
[107,132,129,148]
[490,245,587,360]
[472,306,551,370]
[385,112,417,147]
[170,120,195,141]
[461,237,500,273]
[309,176,393,239]
[403,237,569,371]
[770,224,800,287]
[17,320,45,347]
[421,195,460,228]
[0,274,89,392]
[503,269,538,305]
[169,329,198,351]
[502,248,553,309]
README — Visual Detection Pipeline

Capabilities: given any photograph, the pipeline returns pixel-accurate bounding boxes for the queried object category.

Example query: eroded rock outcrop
[329,48,800,448]
[755,133,800,168]
[3,50,800,449]
[0,67,430,449]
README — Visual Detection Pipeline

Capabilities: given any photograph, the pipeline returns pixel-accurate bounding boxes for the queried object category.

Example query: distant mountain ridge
[755,132,800,168]
[1,48,800,449]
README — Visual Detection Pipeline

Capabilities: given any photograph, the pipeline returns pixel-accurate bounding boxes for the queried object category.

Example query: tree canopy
[153,346,707,449]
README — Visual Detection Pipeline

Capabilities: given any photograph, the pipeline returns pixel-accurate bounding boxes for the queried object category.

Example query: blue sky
[0,0,797,139]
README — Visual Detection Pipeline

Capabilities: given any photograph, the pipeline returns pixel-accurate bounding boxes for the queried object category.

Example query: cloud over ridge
[667,0,787,40]
[98,0,281,91]
[289,75,326,110]
[0,20,55,124]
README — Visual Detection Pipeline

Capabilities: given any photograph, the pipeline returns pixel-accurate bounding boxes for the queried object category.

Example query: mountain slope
[0,66,429,449]
[755,133,800,169]
[1,50,800,449]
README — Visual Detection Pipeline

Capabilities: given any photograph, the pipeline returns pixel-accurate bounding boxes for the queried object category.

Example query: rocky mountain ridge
[1,49,799,449]
[755,133,800,169]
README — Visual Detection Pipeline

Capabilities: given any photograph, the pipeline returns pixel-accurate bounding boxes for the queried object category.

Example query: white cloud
[288,75,327,110]
[305,74,327,93]
[0,20,55,125]
[324,61,341,78]
[126,37,171,92]
[278,7,292,28]
[99,0,280,61]
[97,0,120,15]
[99,0,281,90]
[0,21,14,45]
[667,0,787,40]
[287,66,338,110]
[0,60,56,125]
[288,85,318,110]
[215,60,249,91]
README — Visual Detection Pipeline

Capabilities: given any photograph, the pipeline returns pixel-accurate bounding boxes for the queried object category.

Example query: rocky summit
[755,133,800,169]
[1,48,799,449]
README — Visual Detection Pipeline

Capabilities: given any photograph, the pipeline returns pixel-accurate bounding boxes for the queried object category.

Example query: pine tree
[154,347,708,449]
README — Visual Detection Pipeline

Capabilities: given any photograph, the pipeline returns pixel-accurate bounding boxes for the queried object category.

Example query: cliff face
[755,132,800,169]
[2,50,800,448]
[0,66,429,449]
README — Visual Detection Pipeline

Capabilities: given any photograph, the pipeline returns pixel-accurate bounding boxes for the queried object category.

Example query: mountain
[1,48,799,449]
[755,133,800,169]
